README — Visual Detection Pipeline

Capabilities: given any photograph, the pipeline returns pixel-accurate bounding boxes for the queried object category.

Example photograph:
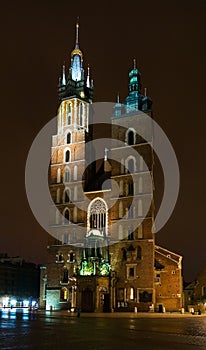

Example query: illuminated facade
[42,22,183,312]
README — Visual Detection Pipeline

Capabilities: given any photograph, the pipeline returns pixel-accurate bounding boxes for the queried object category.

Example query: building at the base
[40,22,183,313]
[0,254,39,308]
[184,264,206,313]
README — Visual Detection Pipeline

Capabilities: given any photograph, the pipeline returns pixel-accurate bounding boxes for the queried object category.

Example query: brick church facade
[40,22,183,312]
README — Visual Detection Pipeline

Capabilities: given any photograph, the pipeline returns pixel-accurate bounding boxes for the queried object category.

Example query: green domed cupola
[125,59,141,111]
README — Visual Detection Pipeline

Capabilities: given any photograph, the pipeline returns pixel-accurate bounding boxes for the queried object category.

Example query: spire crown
[75,20,79,49]
[71,19,83,59]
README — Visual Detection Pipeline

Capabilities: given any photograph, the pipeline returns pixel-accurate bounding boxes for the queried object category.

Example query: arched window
[64,168,70,182]
[64,189,70,203]
[127,130,135,145]
[57,168,61,183]
[119,201,123,218]
[67,132,71,144]
[137,246,142,260]
[65,150,70,163]
[128,158,135,173]
[74,165,78,181]
[88,198,107,234]
[64,209,70,224]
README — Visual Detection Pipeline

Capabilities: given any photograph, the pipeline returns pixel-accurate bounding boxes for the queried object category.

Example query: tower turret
[58,21,94,103]
[124,59,141,111]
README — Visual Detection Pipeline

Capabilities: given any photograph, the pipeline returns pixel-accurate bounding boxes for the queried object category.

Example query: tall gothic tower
[42,22,183,313]
[49,21,93,245]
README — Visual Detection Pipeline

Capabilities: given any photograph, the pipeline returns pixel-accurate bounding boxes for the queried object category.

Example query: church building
[40,22,183,313]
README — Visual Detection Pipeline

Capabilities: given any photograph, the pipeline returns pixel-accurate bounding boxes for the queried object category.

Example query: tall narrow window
[67,132,71,144]
[74,186,77,201]
[79,103,83,126]
[74,165,78,181]
[140,156,144,171]
[64,189,70,203]
[128,206,133,219]
[60,287,68,302]
[64,168,70,182]
[56,188,60,203]
[129,268,135,277]
[128,182,134,196]
[57,168,61,183]
[67,103,71,114]
[119,201,123,218]
[67,115,71,125]
[73,207,77,223]
[128,158,135,173]
[63,233,69,245]
[69,252,75,262]
[128,227,134,240]
[65,150,70,163]
[137,246,142,260]
[67,103,71,125]
[119,180,123,196]
[64,209,70,224]
[130,287,134,300]
[127,130,135,145]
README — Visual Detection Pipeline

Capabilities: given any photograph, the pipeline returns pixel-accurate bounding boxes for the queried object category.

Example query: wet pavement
[0,308,206,349]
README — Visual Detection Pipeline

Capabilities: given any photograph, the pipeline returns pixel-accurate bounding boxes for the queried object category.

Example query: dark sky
[1,0,206,282]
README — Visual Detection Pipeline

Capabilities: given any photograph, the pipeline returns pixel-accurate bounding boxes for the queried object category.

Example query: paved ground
[43,309,206,318]
[1,309,206,350]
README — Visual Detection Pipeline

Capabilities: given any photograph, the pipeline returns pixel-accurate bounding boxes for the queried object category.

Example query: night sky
[1,0,206,282]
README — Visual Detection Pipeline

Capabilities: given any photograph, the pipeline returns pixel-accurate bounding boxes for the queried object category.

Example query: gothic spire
[70,19,83,82]
[86,65,90,88]
[61,64,66,86]
[58,19,94,103]
[75,18,79,49]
